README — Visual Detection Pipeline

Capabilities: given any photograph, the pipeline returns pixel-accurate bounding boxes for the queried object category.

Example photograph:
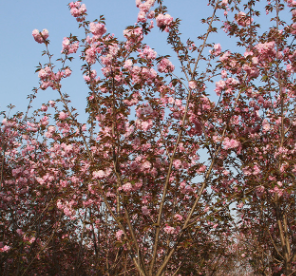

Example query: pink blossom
[210,43,222,56]
[138,45,157,60]
[0,245,11,252]
[236,12,253,26]
[220,51,231,62]
[64,68,72,77]
[139,119,153,131]
[164,225,175,235]
[16,229,23,236]
[147,10,155,19]
[138,11,147,23]
[47,125,56,133]
[62,37,79,54]
[116,230,124,241]
[173,159,182,169]
[136,0,141,7]
[223,137,240,150]
[124,60,133,70]
[79,4,87,13]
[59,112,68,120]
[93,170,105,179]
[221,0,228,6]
[189,81,197,90]
[257,185,265,193]
[142,206,150,215]
[157,58,175,73]
[237,202,244,208]
[255,41,276,58]
[174,214,183,221]
[156,14,173,29]
[215,80,226,96]
[38,66,51,79]
[41,29,49,39]
[168,97,175,104]
[85,46,97,64]
[121,183,132,192]
[252,57,259,65]
[32,29,45,44]
[197,165,206,174]
[89,22,107,37]
[41,105,48,112]
[262,119,270,131]
[141,160,151,170]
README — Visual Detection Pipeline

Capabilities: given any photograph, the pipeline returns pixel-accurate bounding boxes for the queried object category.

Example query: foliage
[2,0,296,275]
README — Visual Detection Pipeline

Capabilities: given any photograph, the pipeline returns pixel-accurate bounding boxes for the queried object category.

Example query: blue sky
[0,0,226,117]
[0,0,285,118]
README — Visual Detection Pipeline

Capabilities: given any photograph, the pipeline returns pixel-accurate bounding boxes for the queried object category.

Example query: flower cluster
[156,13,173,32]
[136,0,155,23]
[69,1,87,22]
[32,29,49,44]
[61,37,79,54]
[157,58,175,73]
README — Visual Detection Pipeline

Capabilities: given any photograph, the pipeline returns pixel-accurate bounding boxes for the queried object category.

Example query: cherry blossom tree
[2,0,296,275]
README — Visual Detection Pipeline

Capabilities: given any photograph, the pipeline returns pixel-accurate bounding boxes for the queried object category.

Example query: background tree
[2,0,296,275]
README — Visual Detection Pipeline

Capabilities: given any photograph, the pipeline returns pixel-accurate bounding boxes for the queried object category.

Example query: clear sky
[0,0,226,117]
[0,0,284,118]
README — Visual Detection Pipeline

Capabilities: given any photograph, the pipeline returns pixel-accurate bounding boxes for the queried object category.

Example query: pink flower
[0,245,11,252]
[189,81,197,90]
[142,206,150,215]
[85,46,96,64]
[222,0,228,6]
[79,4,87,13]
[41,29,49,39]
[174,214,183,221]
[157,58,175,73]
[197,165,206,174]
[156,14,173,29]
[138,11,147,23]
[210,43,222,56]
[215,80,226,96]
[38,66,51,79]
[47,125,56,133]
[141,160,151,170]
[62,37,79,54]
[89,22,107,37]
[124,60,133,70]
[223,137,240,150]
[121,183,132,192]
[220,51,231,62]
[262,119,270,131]
[116,230,124,241]
[236,12,253,26]
[255,41,276,58]
[168,97,175,104]
[164,225,175,235]
[93,170,105,179]
[16,229,23,236]
[64,68,72,77]
[173,159,182,169]
[32,29,45,44]
[59,112,68,120]
[237,202,244,208]
[41,105,48,112]
[138,45,157,60]
[257,185,265,193]
[136,0,141,7]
